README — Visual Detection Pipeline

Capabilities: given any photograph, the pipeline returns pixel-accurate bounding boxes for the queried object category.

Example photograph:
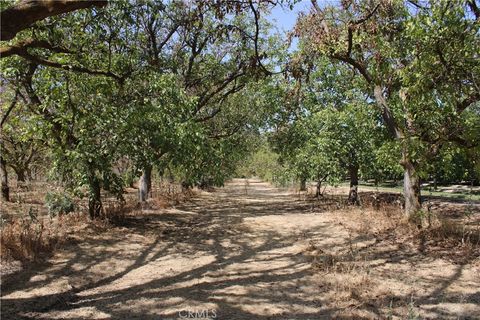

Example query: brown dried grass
[0,212,88,262]
[1,179,192,263]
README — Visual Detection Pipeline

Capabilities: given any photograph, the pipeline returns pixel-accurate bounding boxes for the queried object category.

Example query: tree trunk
[0,155,9,202]
[14,168,26,182]
[403,159,422,219]
[373,85,403,140]
[348,164,359,205]
[300,177,307,191]
[88,175,102,219]
[139,164,152,202]
[315,179,322,198]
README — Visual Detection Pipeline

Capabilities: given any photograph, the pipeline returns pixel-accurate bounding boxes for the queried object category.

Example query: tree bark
[403,159,422,219]
[300,177,307,191]
[315,178,322,198]
[88,175,102,219]
[373,85,403,140]
[139,165,152,202]
[348,164,359,205]
[14,168,26,182]
[0,155,9,202]
[373,85,423,218]
[1,0,107,41]
[1,105,11,201]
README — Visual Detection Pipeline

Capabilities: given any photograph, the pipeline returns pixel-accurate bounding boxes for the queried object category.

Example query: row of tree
[1,0,479,222]
[276,0,479,219]
[0,0,279,218]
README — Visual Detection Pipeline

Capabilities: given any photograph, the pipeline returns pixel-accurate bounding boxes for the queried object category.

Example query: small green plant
[387,299,394,320]
[45,192,75,217]
[407,295,420,320]
[123,170,136,188]
[28,206,39,222]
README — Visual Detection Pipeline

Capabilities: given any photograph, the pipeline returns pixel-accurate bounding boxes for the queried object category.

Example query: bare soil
[1,178,479,319]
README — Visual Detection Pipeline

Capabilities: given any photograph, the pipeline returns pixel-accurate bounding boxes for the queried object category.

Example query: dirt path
[1,179,479,319]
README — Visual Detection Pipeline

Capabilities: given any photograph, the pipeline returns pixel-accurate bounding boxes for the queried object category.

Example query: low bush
[45,192,75,217]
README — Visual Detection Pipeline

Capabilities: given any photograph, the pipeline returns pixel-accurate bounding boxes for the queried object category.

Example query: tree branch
[1,39,72,58]
[467,0,480,20]
[2,43,126,82]
[331,53,373,83]
[0,89,20,128]
[248,0,284,75]
[1,0,108,41]
[195,69,246,113]
[456,92,479,113]
[351,4,380,25]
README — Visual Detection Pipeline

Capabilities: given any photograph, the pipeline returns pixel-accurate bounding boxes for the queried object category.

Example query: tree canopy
[1,0,479,220]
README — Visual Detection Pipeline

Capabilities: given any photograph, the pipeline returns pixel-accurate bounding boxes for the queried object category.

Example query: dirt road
[1,179,479,319]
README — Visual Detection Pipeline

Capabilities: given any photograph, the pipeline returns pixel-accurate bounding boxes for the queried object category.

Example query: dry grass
[303,244,384,319]
[2,178,479,320]
[336,203,480,263]
[301,199,480,318]
[1,179,192,264]
[0,212,88,262]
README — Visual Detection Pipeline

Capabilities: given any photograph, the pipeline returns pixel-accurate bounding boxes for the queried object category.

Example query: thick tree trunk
[348,164,359,205]
[0,156,9,202]
[300,177,307,191]
[373,85,423,218]
[139,165,152,202]
[88,176,102,219]
[14,168,26,182]
[403,159,422,219]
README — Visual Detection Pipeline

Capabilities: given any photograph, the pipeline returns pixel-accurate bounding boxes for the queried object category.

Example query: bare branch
[467,0,480,20]
[310,0,323,14]
[248,0,285,76]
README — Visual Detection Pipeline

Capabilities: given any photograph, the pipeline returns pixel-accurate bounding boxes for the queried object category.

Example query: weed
[45,192,75,217]
[407,295,420,320]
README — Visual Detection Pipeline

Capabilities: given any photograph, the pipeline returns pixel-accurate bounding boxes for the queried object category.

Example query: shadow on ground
[1,179,479,319]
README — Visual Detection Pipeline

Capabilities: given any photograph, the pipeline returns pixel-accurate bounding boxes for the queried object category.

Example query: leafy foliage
[45,192,75,217]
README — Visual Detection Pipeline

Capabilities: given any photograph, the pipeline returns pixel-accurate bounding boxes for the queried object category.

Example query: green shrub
[45,192,75,217]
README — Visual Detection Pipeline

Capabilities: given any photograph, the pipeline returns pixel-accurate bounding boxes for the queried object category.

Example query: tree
[294,0,480,218]
[117,72,194,201]
[1,98,44,182]
[1,0,284,214]
[0,89,17,201]
[269,57,380,201]
[0,57,126,218]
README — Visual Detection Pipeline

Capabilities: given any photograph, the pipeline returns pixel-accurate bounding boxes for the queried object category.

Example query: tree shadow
[1,179,478,319]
